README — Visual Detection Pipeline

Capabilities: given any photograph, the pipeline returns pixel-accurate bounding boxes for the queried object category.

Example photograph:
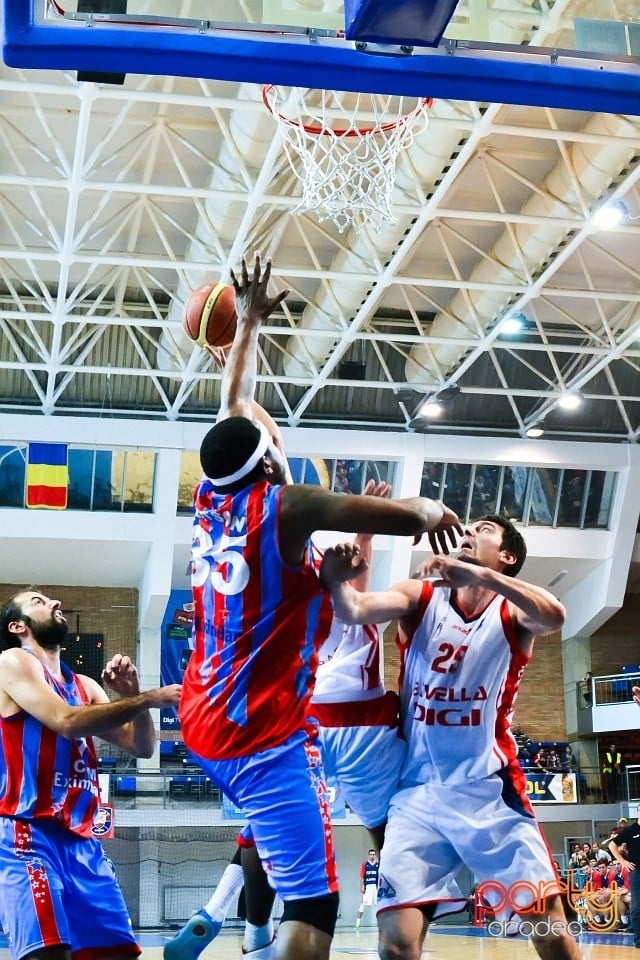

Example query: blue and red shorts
[0,817,140,960]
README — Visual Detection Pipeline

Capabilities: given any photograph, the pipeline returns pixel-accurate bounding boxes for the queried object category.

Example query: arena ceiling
[1,1,640,443]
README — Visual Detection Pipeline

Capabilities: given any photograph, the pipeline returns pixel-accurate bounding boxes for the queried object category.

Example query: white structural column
[562,634,592,738]
[137,448,183,771]
[562,446,640,640]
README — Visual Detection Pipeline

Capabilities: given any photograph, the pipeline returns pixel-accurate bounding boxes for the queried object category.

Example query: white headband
[210,420,270,487]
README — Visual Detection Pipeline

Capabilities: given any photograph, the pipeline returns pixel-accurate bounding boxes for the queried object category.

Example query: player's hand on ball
[230,253,290,324]
[203,343,227,370]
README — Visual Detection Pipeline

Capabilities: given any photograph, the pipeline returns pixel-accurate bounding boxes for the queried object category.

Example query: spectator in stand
[568,843,587,870]
[582,841,595,861]
[581,672,594,708]
[611,864,632,931]
[593,842,613,865]
[586,861,631,931]
[606,817,629,846]
[602,744,624,803]
[547,749,562,772]
[562,745,576,772]
[567,858,587,893]
[532,747,548,772]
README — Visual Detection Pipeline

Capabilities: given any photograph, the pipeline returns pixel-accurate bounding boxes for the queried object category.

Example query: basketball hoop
[263,86,431,234]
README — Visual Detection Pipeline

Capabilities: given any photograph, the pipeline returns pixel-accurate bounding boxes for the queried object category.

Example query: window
[0,445,26,507]
[122,451,155,513]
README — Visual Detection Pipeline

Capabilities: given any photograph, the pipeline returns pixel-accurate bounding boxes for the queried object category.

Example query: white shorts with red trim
[362,884,378,907]
[377,773,561,921]
[316,715,405,829]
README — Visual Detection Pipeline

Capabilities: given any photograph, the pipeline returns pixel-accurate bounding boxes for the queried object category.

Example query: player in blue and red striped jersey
[0,589,182,960]
[178,254,461,960]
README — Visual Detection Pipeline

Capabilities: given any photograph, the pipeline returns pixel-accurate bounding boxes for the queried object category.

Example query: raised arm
[217,254,289,423]
[414,554,566,642]
[279,483,461,565]
[350,480,392,592]
[320,542,421,624]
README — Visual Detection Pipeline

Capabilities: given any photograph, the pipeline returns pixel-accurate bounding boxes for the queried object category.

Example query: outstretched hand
[425,501,462,553]
[230,253,290,325]
[320,542,368,589]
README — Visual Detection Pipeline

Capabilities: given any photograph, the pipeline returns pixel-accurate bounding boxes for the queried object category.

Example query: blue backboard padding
[345,0,459,48]
[3,1,640,115]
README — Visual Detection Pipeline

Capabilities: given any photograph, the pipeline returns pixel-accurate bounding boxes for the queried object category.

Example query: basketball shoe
[163,910,222,960]
[242,935,276,959]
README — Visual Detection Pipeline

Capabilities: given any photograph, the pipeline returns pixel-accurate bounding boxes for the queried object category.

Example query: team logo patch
[377,875,397,900]
[91,803,115,838]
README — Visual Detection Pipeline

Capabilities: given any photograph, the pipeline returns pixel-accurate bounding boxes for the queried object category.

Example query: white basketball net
[263,86,430,234]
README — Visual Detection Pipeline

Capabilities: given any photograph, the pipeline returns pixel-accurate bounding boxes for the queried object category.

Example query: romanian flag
[26,443,69,509]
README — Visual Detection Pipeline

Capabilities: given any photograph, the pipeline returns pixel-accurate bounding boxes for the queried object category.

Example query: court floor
[79,925,640,958]
[0,924,637,958]
[154,924,639,957]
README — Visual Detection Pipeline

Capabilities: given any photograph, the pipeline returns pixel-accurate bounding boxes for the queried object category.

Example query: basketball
[181,282,237,349]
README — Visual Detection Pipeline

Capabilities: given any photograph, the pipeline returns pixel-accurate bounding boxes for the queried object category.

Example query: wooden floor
[103,924,640,958]
[0,923,636,958]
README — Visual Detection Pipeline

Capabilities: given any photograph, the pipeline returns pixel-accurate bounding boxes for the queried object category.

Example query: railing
[593,673,640,706]
[575,671,640,736]
[626,764,640,805]
[99,763,617,810]
[101,769,222,809]
[577,673,640,710]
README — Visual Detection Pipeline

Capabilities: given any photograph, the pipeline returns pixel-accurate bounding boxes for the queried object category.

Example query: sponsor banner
[160,589,193,730]
[526,771,577,803]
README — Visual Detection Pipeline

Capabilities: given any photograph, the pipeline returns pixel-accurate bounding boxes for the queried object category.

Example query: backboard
[3,1,640,114]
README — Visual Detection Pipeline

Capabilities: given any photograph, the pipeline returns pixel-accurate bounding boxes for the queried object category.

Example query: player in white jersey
[321,515,581,960]
[312,617,403,840]
[310,484,407,850]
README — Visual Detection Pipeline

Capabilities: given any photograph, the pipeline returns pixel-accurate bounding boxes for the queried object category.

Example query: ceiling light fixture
[416,382,460,420]
[525,426,544,438]
[592,201,626,230]
[499,313,525,335]
[557,392,582,411]
[418,398,444,418]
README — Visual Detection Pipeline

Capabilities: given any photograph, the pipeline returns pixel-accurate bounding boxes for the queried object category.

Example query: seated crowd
[563,826,632,932]
[512,726,575,772]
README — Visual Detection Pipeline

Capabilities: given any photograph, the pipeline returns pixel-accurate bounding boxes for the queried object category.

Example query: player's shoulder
[0,646,39,674]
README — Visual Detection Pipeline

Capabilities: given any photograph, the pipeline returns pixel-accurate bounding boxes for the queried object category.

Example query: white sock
[203,863,244,923]
[243,919,274,953]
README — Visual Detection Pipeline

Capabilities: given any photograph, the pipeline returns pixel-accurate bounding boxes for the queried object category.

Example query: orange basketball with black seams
[181,282,237,349]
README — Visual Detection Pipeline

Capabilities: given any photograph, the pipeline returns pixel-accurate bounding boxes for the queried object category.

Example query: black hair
[200,416,266,493]
[475,514,527,577]
[0,591,27,652]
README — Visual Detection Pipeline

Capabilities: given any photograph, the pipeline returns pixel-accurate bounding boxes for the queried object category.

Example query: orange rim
[262,85,432,138]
